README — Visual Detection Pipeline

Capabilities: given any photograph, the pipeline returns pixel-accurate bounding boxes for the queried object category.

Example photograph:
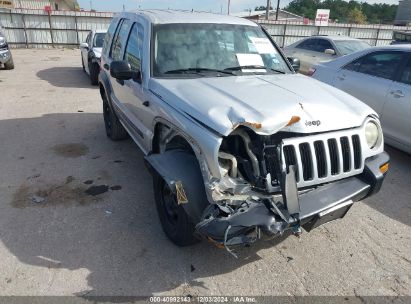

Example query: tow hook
[292,225,302,237]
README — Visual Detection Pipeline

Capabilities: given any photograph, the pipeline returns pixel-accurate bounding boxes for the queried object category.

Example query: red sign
[44,6,52,13]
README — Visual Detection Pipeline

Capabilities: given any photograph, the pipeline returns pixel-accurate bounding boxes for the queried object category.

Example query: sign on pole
[315,9,330,26]
[0,0,14,9]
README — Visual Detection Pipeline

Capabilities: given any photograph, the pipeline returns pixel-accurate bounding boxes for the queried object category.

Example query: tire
[153,174,200,246]
[89,61,99,85]
[102,91,128,141]
[4,55,14,70]
[81,56,85,72]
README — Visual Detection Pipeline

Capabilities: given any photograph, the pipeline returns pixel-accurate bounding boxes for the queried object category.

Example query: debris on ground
[30,195,45,204]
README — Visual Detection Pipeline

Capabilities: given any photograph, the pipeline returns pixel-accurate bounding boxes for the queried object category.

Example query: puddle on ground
[52,143,89,158]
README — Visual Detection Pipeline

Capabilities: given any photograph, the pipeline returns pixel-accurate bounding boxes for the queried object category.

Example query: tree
[347,7,367,24]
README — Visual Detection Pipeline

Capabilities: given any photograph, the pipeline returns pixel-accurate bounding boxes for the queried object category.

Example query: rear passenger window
[357,51,404,80]
[111,19,132,61]
[296,38,318,51]
[400,58,411,85]
[124,23,144,72]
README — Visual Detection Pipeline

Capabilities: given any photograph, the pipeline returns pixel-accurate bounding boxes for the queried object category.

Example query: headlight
[0,37,5,46]
[365,121,380,149]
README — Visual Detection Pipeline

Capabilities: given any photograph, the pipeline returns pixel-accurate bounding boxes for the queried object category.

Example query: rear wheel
[153,174,199,246]
[89,61,99,85]
[102,91,128,141]
[4,55,14,70]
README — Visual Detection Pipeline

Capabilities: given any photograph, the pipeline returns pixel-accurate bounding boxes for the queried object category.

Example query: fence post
[375,21,381,46]
[74,11,79,45]
[283,19,288,47]
[47,11,54,48]
[21,11,28,48]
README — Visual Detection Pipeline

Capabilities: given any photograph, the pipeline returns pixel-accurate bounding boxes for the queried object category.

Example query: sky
[77,0,400,13]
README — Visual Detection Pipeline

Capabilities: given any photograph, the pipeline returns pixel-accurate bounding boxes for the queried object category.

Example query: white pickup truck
[98,10,389,253]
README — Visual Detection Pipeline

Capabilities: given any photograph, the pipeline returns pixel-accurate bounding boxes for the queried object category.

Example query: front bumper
[196,152,389,247]
[0,47,11,64]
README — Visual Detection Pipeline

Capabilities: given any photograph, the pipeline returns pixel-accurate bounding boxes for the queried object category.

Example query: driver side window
[124,23,144,72]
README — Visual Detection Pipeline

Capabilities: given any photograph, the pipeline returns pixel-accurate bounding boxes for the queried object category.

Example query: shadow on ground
[0,113,293,299]
[36,67,97,88]
[363,145,411,227]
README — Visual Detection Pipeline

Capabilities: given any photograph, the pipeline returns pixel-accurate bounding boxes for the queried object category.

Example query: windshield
[152,23,291,77]
[334,40,370,56]
[93,33,105,48]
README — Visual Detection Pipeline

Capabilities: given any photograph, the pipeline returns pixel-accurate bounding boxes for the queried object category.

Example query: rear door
[117,21,152,152]
[333,51,405,115]
[108,19,132,107]
[291,38,320,74]
[381,54,411,150]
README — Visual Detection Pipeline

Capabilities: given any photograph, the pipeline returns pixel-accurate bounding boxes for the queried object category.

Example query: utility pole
[266,0,271,20]
[276,0,281,21]
[228,0,230,15]
[89,1,92,11]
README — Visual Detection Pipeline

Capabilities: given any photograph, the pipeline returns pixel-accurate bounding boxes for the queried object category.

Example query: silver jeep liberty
[98,10,389,252]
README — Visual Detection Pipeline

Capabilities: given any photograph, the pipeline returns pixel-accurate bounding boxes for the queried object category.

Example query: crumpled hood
[149,74,376,136]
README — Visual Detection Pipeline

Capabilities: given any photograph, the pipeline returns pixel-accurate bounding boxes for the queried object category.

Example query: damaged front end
[146,124,389,254]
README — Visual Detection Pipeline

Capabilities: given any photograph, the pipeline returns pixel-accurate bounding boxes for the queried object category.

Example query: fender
[145,150,209,223]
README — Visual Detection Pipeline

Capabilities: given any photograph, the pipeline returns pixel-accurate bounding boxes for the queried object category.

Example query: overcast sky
[78,0,400,13]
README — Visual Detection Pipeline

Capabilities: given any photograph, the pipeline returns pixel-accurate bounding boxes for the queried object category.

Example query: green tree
[347,7,367,24]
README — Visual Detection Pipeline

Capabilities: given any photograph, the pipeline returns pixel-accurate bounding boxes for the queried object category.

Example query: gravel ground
[0,49,410,298]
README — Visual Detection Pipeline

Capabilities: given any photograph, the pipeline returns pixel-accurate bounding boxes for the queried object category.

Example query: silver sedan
[311,45,411,153]
[284,35,371,75]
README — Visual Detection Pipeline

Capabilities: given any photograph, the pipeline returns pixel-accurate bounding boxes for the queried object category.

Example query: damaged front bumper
[196,152,389,247]
[146,149,389,251]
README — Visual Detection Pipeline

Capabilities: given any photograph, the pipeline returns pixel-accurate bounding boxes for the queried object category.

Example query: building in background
[232,9,303,22]
[12,0,79,10]
[395,0,411,26]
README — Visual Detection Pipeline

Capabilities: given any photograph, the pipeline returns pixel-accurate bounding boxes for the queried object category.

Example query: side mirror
[80,42,89,50]
[110,60,141,82]
[324,48,336,55]
[287,57,300,72]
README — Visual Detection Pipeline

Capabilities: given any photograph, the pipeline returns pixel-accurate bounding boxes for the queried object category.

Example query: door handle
[116,79,124,86]
[391,90,404,98]
[337,75,346,81]
[103,63,109,70]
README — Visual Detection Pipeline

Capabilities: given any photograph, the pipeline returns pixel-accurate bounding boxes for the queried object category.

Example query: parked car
[311,45,411,154]
[0,25,14,70]
[80,29,107,85]
[391,30,411,45]
[284,35,371,74]
[99,11,389,251]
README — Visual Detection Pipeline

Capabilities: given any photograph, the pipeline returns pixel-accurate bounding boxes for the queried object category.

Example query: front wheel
[153,174,199,246]
[89,61,99,85]
[4,55,14,70]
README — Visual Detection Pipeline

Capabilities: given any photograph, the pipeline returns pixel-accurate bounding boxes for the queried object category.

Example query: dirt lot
[0,49,410,298]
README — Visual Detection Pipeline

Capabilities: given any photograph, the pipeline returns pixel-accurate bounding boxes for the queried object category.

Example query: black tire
[81,56,85,72]
[153,174,200,246]
[4,55,14,70]
[89,61,99,85]
[102,91,128,141]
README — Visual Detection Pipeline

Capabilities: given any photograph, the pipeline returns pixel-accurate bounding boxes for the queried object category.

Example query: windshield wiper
[224,65,285,74]
[164,68,235,75]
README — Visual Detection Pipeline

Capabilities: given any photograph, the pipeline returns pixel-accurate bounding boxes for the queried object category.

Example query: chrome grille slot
[314,141,327,178]
[340,136,351,172]
[281,130,366,189]
[299,143,313,181]
[328,138,340,175]
[352,135,362,169]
